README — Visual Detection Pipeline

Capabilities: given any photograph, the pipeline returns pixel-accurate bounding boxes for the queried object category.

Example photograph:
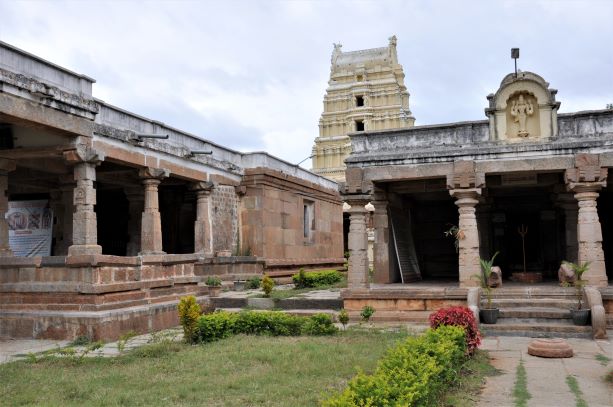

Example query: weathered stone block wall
[240,168,344,265]
[210,185,239,254]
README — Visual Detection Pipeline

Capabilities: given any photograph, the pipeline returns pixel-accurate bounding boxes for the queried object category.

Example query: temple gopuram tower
[312,36,415,182]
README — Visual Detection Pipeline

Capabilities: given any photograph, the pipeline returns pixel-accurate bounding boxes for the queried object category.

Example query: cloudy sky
[1,0,612,168]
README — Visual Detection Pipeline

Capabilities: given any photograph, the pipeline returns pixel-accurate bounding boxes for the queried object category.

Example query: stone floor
[477,332,613,407]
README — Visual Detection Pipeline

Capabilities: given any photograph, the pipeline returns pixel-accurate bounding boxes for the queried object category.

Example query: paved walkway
[478,333,613,407]
[0,339,70,364]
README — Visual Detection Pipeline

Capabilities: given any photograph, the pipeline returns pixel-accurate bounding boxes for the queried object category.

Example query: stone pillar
[450,188,481,287]
[572,185,607,286]
[191,181,214,255]
[346,199,370,289]
[0,159,16,257]
[557,193,578,263]
[124,187,144,256]
[53,175,75,256]
[138,168,169,255]
[68,160,102,256]
[371,197,390,284]
[565,154,608,287]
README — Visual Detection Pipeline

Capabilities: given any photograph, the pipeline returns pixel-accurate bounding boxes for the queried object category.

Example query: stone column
[565,154,608,286]
[557,193,578,263]
[67,160,102,256]
[191,181,214,255]
[346,199,370,289]
[53,175,75,256]
[124,187,144,256]
[0,159,16,257]
[138,168,169,255]
[450,188,481,287]
[371,197,390,284]
[572,185,607,286]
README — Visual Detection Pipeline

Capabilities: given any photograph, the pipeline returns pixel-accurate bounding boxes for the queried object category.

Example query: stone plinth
[527,338,573,358]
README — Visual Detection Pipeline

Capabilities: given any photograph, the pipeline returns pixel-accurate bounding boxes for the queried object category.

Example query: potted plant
[205,276,223,297]
[562,261,591,326]
[473,252,500,324]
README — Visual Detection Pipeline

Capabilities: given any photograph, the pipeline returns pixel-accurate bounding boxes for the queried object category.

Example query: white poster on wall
[7,200,53,257]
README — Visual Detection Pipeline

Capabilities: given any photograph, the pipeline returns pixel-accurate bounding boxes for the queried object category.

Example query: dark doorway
[160,185,195,254]
[486,184,563,280]
[97,188,129,256]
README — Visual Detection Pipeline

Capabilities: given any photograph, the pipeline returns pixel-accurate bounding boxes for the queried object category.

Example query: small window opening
[356,75,363,82]
[355,96,364,107]
[355,120,365,132]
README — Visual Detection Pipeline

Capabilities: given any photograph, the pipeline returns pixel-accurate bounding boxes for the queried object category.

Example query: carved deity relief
[505,92,540,139]
[510,94,534,137]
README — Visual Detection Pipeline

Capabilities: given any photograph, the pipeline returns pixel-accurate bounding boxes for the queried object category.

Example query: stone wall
[241,168,344,268]
[210,185,239,254]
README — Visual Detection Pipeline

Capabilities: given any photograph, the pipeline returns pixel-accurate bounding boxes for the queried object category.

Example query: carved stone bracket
[138,167,170,180]
[565,153,607,191]
[446,160,485,190]
[63,146,105,166]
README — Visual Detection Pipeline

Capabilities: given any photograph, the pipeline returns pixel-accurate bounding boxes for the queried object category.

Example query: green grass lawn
[0,329,406,407]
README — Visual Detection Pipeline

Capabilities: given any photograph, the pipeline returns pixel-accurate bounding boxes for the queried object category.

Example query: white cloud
[1,0,612,167]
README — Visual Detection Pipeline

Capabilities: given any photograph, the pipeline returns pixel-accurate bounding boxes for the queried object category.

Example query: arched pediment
[485,71,560,142]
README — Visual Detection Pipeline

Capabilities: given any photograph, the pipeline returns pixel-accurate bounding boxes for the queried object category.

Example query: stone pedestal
[68,161,102,256]
[125,187,144,256]
[347,200,370,289]
[572,185,607,286]
[0,159,16,257]
[139,168,169,255]
[450,188,481,288]
[371,198,390,284]
[191,181,213,255]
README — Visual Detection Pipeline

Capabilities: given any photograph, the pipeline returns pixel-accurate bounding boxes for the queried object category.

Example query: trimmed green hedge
[322,326,467,406]
[292,269,342,288]
[195,310,337,343]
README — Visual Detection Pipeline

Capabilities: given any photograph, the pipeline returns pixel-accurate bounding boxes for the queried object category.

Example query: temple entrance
[483,173,566,281]
[387,179,459,282]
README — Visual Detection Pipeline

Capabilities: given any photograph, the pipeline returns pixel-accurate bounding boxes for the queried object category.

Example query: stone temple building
[341,69,613,334]
[0,41,343,340]
[311,36,415,183]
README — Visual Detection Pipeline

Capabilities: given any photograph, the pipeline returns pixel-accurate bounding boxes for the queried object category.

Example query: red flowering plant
[429,306,481,355]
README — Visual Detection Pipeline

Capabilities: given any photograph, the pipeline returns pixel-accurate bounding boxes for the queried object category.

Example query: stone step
[488,298,578,309]
[481,321,592,339]
[499,307,572,319]
[489,287,577,299]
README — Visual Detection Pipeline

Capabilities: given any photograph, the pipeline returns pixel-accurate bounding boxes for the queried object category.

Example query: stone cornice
[0,67,99,119]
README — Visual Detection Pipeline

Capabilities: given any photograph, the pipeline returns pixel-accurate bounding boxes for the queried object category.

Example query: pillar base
[68,244,102,256]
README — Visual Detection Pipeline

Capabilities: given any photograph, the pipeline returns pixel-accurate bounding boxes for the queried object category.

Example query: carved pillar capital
[138,167,170,180]
[63,146,104,166]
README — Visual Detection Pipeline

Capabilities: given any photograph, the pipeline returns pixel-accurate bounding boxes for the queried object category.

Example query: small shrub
[178,296,201,343]
[205,276,222,287]
[302,313,338,336]
[323,326,467,406]
[261,274,274,297]
[234,310,304,336]
[292,269,342,288]
[69,335,91,347]
[606,369,613,384]
[117,330,137,353]
[429,306,481,355]
[338,309,349,330]
[360,305,375,322]
[246,276,261,289]
[197,311,238,342]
